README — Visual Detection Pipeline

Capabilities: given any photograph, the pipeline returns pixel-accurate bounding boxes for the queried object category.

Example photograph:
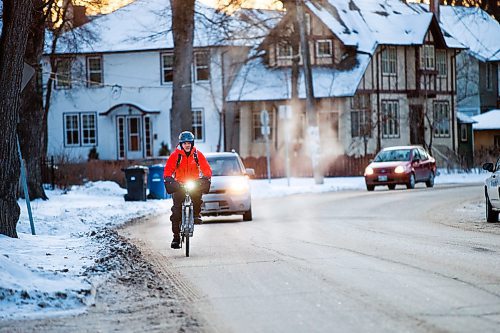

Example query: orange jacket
[163,147,212,183]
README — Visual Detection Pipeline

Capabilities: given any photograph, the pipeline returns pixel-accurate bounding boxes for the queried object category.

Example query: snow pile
[1,181,170,319]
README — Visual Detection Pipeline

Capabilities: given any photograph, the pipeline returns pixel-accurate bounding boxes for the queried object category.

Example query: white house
[42,0,276,161]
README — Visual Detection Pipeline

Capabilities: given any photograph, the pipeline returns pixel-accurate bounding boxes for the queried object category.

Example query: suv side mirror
[482,162,494,172]
[413,157,420,163]
[245,168,255,178]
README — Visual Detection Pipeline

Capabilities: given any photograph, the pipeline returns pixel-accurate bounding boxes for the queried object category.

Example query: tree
[0,0,33,237]
[19,0,48,200]
[170,0,195,148]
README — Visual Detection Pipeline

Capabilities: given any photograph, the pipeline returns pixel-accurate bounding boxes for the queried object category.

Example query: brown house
[226,0,465,175]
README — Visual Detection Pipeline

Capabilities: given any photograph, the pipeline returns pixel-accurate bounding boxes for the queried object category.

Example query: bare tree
[0,0,33,237]
[170,0,195,147]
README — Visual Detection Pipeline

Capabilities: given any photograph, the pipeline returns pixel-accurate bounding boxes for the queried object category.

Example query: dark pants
[170,189,202,235]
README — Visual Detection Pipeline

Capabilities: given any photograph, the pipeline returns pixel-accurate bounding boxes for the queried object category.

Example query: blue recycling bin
[147,164,170,199]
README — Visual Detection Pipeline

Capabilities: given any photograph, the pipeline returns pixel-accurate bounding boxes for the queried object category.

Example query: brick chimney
[430,0,440,21]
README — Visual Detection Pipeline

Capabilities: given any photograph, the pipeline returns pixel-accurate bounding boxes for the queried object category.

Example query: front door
[117,116,143,159]
[409,105,425,145]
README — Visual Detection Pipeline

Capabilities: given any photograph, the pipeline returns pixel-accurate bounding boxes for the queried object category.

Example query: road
[122,183,500,333]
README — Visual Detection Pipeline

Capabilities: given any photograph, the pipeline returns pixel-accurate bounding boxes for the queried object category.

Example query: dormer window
[420,44,435,70]
[316,40,332,58]
[277,42,293,59]
[436,50,447,77]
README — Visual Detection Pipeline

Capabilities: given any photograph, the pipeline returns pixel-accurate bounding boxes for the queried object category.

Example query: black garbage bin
[123,166,148,201]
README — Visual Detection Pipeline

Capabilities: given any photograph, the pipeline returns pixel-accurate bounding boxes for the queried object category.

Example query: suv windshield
[374,149,411,162]
[207,157,243,176]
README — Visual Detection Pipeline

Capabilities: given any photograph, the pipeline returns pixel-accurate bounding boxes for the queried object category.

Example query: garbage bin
[147,164,170,199]
[123,165,148,201]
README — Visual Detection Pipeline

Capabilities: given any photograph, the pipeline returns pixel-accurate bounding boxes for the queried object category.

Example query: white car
[483,157,500,222]
[201,151,254,221]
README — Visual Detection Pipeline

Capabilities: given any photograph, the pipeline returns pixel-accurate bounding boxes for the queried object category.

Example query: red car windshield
[374,149,411,162]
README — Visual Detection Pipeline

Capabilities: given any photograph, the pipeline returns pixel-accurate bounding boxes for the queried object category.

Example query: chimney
[430,0,440,21]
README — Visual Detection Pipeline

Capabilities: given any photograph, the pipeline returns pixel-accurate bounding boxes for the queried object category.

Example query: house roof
[412,4,500,61]
[457,112,477,124]
[226,54,371,102]
[472,110,500,130]
[46,0,282,54]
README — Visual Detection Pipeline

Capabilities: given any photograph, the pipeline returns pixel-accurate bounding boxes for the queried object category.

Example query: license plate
[205,202,219,210]
[378,175,388,182]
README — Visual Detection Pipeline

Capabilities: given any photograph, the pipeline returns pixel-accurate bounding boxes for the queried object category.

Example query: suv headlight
[229,178,249,194]
[364,167,374,176]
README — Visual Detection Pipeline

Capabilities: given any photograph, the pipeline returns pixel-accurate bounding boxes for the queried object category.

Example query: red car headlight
[394,165,406,174]
[365,166,374,176]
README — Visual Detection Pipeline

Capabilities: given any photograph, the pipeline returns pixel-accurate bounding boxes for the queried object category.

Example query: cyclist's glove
[164,176,180,194]
[199,176,211,194]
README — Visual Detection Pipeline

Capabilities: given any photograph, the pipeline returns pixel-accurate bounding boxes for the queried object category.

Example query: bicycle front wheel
[185,235,190,257]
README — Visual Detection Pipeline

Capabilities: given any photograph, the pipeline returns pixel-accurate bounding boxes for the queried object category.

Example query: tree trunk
[171,0,195,149]
[0,0,33,238]
[19,0,48,200]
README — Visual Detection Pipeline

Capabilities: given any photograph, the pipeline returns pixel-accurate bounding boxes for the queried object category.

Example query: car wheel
[366,184,375,191]
[388,184,396,190]
[425,172,435,188]
[406,173,415,189]
[243,207,252,221]
[486,193,499,223]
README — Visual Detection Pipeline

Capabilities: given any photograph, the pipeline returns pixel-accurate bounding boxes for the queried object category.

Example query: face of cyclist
[181,141,192,153]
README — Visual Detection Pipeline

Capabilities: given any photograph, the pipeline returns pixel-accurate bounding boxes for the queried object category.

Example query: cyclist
[164,131,212,249]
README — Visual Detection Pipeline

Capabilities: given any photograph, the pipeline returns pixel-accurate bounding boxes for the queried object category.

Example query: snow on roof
[46,0,282,54]
[457,112,477,124]
[226,53,371,102]
[472,109,500,130]
[412,4,499,61]
[305,0,457,53]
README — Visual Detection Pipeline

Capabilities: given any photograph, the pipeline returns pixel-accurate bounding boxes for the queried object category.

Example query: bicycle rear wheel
[185,234,190,257]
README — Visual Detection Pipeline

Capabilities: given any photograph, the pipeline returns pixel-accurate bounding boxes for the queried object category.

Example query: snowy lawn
[0,170,488,319]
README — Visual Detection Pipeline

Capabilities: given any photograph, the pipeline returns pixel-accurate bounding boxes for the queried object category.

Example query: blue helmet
[178,131,195,145]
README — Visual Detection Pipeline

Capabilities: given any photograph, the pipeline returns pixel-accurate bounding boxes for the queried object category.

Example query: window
[381,47,397,75]
[64,114,79,146]
[316,40,332,58]
[351,94,371,138]
[192,109,204,141]
[144,117,153,157]
[494,135,500,149]
[486,63,493,90]
[64,112,97,147]
[436,50,447,77]
[433,101,450,137]
[351,110,372,138]
[252,109,275,141]
[55,58,72,89]
[460,124,468,142]
[81,113,97,145]
[277,42,293,59]
[417,148,429,160]
[381,100,399,138]
[117,117,125,159]
[420,44,435,70]
[161,53,173,84]
[305,13,311,35]
[194,51,210,82]
[87,56,103,87]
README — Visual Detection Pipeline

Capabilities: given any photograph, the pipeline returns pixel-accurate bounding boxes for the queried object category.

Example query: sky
[0,170,489,319]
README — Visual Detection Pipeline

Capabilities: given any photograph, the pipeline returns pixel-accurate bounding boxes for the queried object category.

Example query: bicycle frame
[180,181,196,257]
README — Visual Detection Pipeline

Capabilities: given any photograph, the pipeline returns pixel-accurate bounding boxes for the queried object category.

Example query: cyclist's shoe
[171,234,181,249]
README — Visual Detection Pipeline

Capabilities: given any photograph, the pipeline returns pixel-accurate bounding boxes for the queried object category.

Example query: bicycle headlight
[229,178,249,194]
[185,180,196,191]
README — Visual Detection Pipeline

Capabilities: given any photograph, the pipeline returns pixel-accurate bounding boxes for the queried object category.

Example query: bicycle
[180,181,196,257]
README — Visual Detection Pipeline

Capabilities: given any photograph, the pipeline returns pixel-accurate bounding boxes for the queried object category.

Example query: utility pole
[295,0,323,184]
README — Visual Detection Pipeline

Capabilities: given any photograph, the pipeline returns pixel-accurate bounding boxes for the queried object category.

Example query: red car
[364,146,437,191]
